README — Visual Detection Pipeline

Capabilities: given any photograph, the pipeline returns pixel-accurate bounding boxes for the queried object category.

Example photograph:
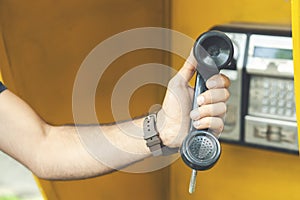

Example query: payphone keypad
[249,76,296,121]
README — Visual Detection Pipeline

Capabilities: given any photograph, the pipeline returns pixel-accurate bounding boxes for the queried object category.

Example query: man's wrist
[143,114,163,156]
[143,111,179,156]
[156,109,169,146]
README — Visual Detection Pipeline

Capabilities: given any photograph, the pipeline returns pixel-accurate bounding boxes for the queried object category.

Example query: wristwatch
[143,114,163,156]
[143,113,179,156]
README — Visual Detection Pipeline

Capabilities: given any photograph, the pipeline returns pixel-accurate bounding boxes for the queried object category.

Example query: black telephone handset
[181,31,234,171]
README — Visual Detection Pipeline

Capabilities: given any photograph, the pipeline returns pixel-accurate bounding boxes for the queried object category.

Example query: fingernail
[197,95,205,105]
[190,110,200,119]
[193,120,201,127]
[206,80,217,88]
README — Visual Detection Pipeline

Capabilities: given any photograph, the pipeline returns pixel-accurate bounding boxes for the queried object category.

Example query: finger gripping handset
[181,31,234,171]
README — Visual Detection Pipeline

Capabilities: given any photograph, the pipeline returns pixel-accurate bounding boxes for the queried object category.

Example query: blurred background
[0,0,299,199]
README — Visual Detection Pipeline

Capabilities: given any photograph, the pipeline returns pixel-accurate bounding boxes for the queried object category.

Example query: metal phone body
[245,34,297,151]
[212,23,298,153]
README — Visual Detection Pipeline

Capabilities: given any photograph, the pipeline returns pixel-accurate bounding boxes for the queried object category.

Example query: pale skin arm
[0,55,230,180]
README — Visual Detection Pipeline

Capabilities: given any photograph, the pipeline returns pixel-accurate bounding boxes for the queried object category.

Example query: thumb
[177,50,197,83]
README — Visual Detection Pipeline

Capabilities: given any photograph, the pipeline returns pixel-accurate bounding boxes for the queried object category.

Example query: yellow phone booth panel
[170,0,300,200]
[0,1,171,200]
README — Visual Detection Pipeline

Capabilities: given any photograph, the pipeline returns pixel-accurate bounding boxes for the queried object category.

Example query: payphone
[212,23,298,153]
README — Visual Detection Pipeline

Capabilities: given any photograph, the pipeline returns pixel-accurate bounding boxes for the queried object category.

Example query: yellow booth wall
[0,1,171,200]
[292,1,300,148]
[170,0,300,200]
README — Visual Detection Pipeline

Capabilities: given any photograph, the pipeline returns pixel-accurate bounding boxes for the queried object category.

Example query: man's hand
[157,53,231,148]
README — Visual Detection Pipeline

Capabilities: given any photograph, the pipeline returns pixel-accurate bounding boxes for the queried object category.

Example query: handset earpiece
[181,31,234,172]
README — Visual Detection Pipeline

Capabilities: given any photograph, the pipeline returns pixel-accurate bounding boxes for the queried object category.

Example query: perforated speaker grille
[188,135,217,161]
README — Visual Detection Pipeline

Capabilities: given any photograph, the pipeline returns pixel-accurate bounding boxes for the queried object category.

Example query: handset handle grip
[190,72,208,133]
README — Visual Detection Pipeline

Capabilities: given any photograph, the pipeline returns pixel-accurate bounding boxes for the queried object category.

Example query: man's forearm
[38,117,152,180]
[0,90,152,180]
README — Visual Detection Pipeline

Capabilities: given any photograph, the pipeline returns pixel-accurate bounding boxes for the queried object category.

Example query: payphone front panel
[245,34,298,152]
[212,23,298,153]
